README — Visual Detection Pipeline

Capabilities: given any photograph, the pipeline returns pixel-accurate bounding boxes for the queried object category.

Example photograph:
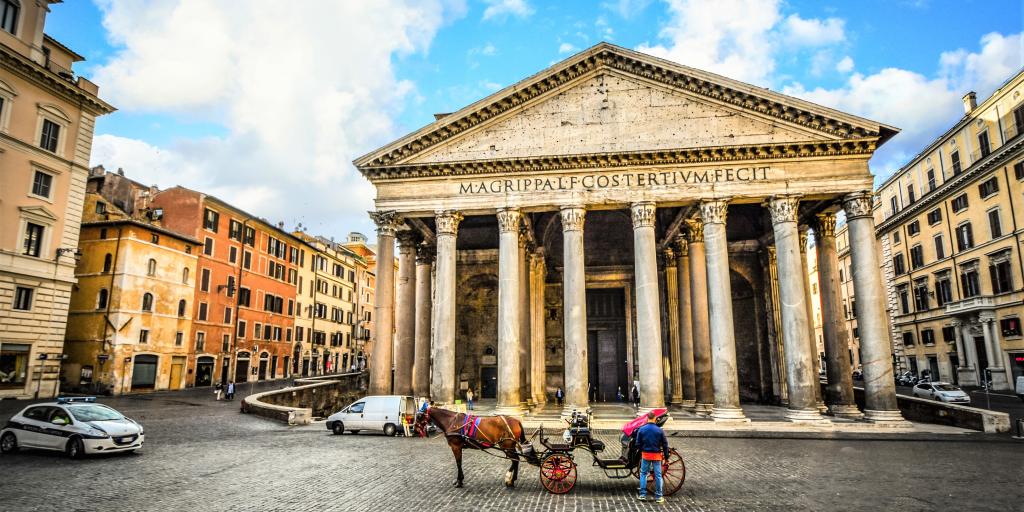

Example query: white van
[326,395,415,436]
[1016,376,1024,402]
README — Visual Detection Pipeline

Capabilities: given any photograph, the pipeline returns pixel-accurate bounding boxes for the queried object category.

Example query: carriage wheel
[539,453,577,494]
[632,449,686,496]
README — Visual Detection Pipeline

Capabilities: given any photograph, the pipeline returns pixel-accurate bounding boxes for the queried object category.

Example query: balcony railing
[44,59,75,82]
[944,295,995,314]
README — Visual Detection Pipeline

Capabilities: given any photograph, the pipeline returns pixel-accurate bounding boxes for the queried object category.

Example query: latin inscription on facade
[458,166,771,195]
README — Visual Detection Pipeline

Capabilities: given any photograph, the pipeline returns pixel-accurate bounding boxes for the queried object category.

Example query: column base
[711,406,749,422]
[785,408,830,424]
[681,399,696,411]
[828,404,864,419]
[694,402,714,417]
[494,404,526,417]
[816,400,829,414]
[669,394,684,406]
[863,409,912,427]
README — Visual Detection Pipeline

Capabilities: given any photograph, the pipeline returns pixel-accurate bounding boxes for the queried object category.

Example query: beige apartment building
[867,71,1024,391]
[0,1,114,398]
[292,231,362,376]
[344,232,379,371]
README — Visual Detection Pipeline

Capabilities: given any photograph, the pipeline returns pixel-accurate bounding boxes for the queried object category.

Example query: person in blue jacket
[635,411,670,503]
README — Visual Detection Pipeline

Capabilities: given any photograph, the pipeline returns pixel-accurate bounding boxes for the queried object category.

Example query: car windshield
[934,384,959,391]
[68,404,123,422]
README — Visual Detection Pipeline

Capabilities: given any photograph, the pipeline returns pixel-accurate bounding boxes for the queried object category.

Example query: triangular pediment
[19,205,58,221]
[355,42,898,176]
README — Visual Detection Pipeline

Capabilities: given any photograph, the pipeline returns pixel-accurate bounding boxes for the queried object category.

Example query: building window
[950,150,962,175]
[139,329,149,344]
[196,332,205,351]
[907,221,920,236]
[175,332,184,346]
[229,219,242,240]
[913,280,929,311]
[988,209,1002,238]
[198,302,208,321]
[978,176,999,198]
[926,169,936,191]
[264,325,271,340]
[927,208,942,225]
[99,228,107,239]
[147,258,157,276]
[0,343,29,388]
[177,299,186,317]
[955,223,974,251]
[97,289,109,309]
[223,307,232,324]
[237,320,247,339]
[921,329,935,345]
[39,119,60,152]
[1001,317,1022,337]
[103,253,113,273]
[951,193,969,212]
[200,268,211,292]
[1,0,18,35]
[238,287,251,307]
[142,292,154,312]
[254,323,262,340]
[960,263,981,298]
[910,245,924,269]
[95,202,106,214]
[31,171,53,199]
[12,286,33,311]
[244,226,256,247]
[933,234,945,260]
[182,267,190,284]
[229,246,238,264]
[226,276,235,297]
[222,335,230,353]
[978,130,990,158]
[1014,161,1024,180]
[990,252,1013,294]
[203,208,220,232]
[203,237,213,256]
[935,275,952,307]
[151,234,160,244]
[906,184,916,204]
[243,251,252,270]
[892,253,906,276]
[902,331,914,347]
[889,196,899,216]
[942,326,956,343]
[296,326,304,342]
[22,222,44,257]
[898,285,910,315]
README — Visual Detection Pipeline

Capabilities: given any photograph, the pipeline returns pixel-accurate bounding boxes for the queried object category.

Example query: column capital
[685,217,704,243]
[842,192,874,219]
[396,230,419,249]
[630,201,657,229]
[496,208,521,233]
[700,199,729,225]
[675,234,689,257]
[815,212,837,238]
[435,210,464,236]
[766,244,777,264]
[663,247,677,265]
[560,206,586,232]
[369,210,401,237]
[764,195,802,225]
[979,312,996,324]
[415,243,435,264]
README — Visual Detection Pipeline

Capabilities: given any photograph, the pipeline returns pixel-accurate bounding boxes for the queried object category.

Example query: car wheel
[383,423,397,437]
[0,432,18,454]
[332,421,345,435]
[66,437,84,459]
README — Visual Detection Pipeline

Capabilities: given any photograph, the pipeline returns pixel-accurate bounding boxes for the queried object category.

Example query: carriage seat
[589,439,606,452]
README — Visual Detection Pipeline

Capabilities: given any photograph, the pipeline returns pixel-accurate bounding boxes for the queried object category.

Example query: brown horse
[418,406,531,488]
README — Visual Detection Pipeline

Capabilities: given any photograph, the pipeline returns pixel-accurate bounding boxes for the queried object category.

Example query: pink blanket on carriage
[621,407,668,436]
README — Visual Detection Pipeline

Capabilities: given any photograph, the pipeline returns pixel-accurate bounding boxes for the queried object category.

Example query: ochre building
[355,43,907,423]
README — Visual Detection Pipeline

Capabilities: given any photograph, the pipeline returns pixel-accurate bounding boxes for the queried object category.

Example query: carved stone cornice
[358,139,880,180]
[496,208,521,233]
[435,210,464,236]
[369,210,400,237]
[0,45,115,115]
[415,243,435,264]
[764,195,801,225]
[560,206,586,232]
[684,218,704,243]
[356,44,886,172]
[842,192,873,220]
[815,212,837,238]
[630,201,656,229]
[700,200,729,225]
[675,235,688,257]
[396,230,419,250]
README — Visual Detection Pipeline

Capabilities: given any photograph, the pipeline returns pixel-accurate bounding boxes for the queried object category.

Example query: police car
[0,397,144,458]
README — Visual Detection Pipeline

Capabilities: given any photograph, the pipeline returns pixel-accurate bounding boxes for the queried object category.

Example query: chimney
[90,165,105,177]
[117,167,125,176]
[962,92,977,114]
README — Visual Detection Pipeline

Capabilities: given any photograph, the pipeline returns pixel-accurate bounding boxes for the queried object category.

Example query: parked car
[326,395,416,436]
[896,371,917,386]
[911,382,971,404]
[1016,376,1024,402]
[0,397,144,458]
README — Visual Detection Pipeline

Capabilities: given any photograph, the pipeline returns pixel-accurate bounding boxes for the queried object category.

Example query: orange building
[150,187,300,385]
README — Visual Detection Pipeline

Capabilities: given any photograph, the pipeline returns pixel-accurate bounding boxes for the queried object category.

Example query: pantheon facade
[355,43,906,423]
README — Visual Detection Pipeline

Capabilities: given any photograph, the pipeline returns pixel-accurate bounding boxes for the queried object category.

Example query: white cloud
[601,0,652,19]
[781,14,845,46]
[835,56,854,73]
[469,42,497,57]
[558,42,579,54]
[482,0,533,21]
[89,0,463,239]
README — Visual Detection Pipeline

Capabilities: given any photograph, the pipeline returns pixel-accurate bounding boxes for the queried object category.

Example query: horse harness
[427,408,518,449]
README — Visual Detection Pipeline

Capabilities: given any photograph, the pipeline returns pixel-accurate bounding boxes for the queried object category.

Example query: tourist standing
[466,388,475,411]
[631,384,640,408]
[636,411,670,503]
[226,381,236,400]
[555,387,564,406]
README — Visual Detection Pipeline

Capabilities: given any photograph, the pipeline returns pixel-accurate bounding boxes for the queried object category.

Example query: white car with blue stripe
[0,397,144,458]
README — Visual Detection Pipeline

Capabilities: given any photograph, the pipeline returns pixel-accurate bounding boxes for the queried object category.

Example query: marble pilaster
[687,218,715,416]
[664,248,684,406]
[530,250,547,404]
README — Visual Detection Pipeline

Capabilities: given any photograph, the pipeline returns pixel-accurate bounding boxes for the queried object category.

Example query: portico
[354,43,906,424]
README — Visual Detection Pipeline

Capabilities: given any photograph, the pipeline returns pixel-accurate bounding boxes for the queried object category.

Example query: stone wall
[853,387,1010,433]
[241,372,368,425]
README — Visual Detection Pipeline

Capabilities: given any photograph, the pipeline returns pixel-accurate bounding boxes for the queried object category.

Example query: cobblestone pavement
[1,388,1022,512]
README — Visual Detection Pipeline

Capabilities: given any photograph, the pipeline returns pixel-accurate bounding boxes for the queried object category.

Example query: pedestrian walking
[631,384,640,408]
[226,381,236,400]
[616,386,624,402]
[466,388,475,411]
[555,387,564,406]
[214,381,223,401]
[636,411,670,503]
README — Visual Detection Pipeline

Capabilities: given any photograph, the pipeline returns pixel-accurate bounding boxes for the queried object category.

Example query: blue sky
[46,0,1023,239]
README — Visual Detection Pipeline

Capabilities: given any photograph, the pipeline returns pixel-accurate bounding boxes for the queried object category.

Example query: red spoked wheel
[633,449,687,496]
[539,453,577,494]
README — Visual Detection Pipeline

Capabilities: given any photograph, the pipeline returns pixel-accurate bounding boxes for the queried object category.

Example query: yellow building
[0,1,114,398]
[869,71,1024,391]
[291,231,362,376]
[63,188,200,394]
[344,232,382,371]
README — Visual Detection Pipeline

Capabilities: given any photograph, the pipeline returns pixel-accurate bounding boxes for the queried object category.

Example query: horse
[417,406,532,488]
